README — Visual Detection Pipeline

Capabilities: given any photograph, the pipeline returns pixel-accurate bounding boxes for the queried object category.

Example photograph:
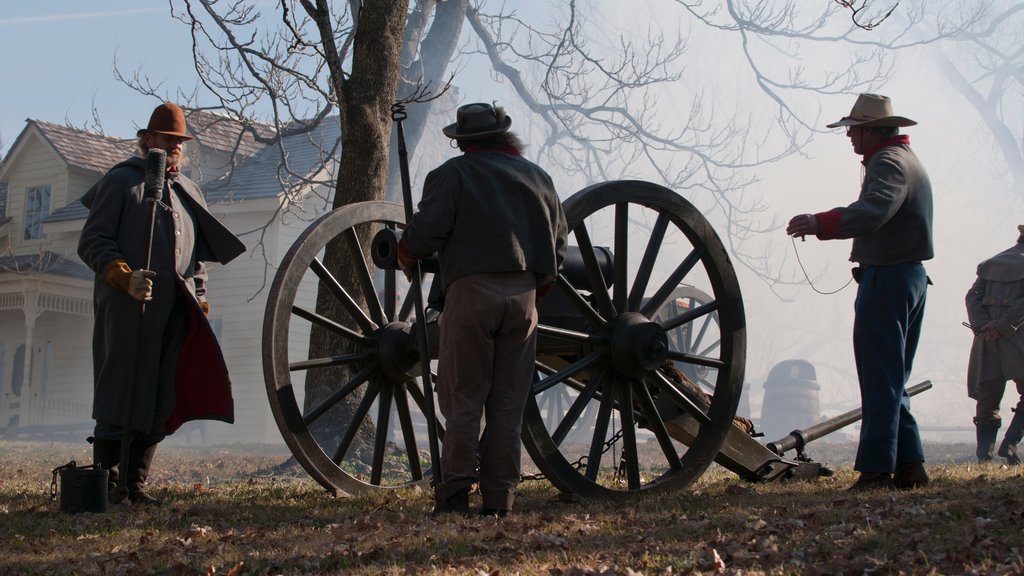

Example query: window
[24,185,51,240]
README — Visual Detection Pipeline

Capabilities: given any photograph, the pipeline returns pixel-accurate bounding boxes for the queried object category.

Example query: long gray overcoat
[966,241,1024,398]
[78,156,246,435]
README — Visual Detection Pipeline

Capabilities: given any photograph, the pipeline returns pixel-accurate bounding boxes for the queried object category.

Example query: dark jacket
[78,157,246,434]
[404,148,567,288]
[966,242,1024,396]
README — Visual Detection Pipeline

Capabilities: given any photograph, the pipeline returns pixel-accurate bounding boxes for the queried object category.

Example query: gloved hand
[397,238,416,281]
[104,259,156,302]
[128,269,156,302]
[199,300,210,316]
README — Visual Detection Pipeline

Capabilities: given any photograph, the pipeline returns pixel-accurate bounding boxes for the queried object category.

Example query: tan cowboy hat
[442,102,512,140]
[825,93,917,129]
[136,102,193,140]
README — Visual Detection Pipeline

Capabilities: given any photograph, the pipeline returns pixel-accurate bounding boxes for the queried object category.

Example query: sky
[0,3,203,149]
[2,2,1022,443]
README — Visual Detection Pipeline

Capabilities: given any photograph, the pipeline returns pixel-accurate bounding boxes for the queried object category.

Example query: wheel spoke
[613,203,628,312]
[405,374,446,441]
[648,369,713,426]
[290,351,372,372]
[573,224,616,318]
[627,214,670,312]
[332,379,382,465]
[292,305,370,344]
[344,227,388,328]
[665,350,725,370]
[393,384,423,480]
[633,377,683,470]
[658,300,720,332]
[618,380,641,490]
[536,324,598,345]
[640,247,705,317]
[551,363,607,446]
[302,365,376,426]
[554,274,606,328]
[585,373,617,481]
[370,386,394,485]
[532,351,604,395]
[310,257,378,333]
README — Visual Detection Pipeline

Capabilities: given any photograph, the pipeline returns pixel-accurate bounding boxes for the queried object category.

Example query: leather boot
[127,440,162,505]
[91,437,128,504]
[974,418,1001,462]
[997,404,1024,466]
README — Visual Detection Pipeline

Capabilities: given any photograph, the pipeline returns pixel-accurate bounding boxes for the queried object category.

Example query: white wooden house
[0,110,341,445]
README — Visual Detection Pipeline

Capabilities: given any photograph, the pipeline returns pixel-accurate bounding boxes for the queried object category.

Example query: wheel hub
[375,321,419,382]
[607,312,668,378]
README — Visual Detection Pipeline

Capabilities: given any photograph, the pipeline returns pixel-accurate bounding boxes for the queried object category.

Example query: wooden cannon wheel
[262,201,438,495]
[521,180,746,498]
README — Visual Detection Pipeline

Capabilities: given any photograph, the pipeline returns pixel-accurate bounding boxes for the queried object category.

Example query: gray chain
[520,425,627,482]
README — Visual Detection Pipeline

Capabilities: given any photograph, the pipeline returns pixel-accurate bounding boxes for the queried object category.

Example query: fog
[453,1,1023,442]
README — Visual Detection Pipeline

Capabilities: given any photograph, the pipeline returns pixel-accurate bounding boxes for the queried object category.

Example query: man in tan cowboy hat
[399,102,567,517]
[966,224,1024,466]
[78,102,245,505]
[786,93,934,491]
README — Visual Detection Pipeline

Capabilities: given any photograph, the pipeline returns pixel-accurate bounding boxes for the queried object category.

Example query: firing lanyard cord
[791,236,854,295]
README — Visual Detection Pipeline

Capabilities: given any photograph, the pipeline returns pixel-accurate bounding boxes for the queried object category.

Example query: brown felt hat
[826,93,917,129]
[137,102,193,140]
[442,103,511,140]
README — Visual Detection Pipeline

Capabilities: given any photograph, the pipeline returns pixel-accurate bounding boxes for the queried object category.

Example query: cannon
[262,100,934,497]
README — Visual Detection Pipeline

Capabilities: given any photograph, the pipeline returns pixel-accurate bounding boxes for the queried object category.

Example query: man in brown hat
[399,102,567,517]
[78,102,246,504]
[966,224,1024,466]
[786,93,934,491]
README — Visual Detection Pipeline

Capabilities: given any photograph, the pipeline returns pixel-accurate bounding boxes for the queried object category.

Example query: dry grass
[2,440,1023,575]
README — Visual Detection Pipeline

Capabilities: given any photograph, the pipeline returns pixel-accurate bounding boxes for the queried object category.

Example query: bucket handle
[50,460,77,501]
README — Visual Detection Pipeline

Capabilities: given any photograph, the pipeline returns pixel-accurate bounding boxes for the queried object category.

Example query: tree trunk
[303,0,410,461]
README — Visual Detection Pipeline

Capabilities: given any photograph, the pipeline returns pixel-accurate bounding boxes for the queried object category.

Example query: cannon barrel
[371,227,612,290]
[766,380,932,456]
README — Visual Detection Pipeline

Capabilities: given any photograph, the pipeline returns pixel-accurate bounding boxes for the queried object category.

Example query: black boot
[975,418,1001,462]
[127,440,162,505]
[91,437,127,504]
[997,404,1024,466]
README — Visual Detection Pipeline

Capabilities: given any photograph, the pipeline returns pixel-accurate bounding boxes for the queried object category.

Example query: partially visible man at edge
[966,224,1024,466]
[78,102,246,504]
[399,102,568,517]
[786,93,933,492]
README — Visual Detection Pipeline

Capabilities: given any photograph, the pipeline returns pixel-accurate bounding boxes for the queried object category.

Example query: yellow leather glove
[103,259,155,302]
[103,260,133,292]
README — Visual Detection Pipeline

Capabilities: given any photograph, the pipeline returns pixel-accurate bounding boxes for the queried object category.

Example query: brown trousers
[435,271,538,511]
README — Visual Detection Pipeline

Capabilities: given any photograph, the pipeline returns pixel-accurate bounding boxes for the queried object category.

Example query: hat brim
[442,116,512,140]
[826,115,917,129]
[137,128,194,141]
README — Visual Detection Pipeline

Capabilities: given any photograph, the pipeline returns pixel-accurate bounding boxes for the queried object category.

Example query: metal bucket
[51,461,108,514]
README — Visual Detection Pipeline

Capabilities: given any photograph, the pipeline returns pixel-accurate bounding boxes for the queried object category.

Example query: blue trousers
[852,262,928,473]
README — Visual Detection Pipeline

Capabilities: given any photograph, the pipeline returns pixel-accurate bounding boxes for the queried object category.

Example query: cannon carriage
[261,177,928,499]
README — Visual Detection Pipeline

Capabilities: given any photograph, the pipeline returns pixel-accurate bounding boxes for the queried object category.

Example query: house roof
[184,109,277,158]
[27,120,137,175]
[0,251,92,281]
[204,118,341,203]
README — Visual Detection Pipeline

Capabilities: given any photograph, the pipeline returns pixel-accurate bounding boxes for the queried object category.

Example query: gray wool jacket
[404,148,568,290]
[816,141,934,266]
